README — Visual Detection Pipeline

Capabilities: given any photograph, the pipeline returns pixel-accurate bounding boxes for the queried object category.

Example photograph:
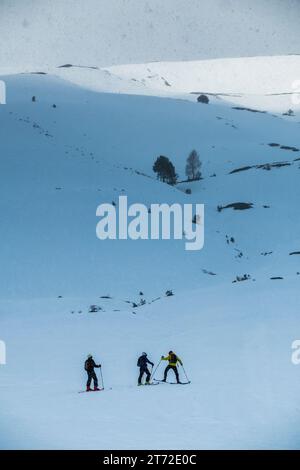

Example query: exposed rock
[197,94,209,104]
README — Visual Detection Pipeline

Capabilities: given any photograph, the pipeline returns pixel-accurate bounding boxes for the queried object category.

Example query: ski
[138,382,159,386]
[169,382,191,385]
[153,379,190,385]
[78,388,104,394]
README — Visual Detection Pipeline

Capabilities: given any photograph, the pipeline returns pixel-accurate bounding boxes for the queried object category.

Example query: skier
[161,351,183,383]
[137,352,154,385]
[84,354,101,391]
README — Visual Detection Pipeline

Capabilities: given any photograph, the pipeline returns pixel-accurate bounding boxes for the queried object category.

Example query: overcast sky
[0,0,299,69]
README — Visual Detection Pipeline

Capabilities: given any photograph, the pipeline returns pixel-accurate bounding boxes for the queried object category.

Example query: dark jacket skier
[85,354,101,391]
[161,351,183,383]
[137,352,154,385]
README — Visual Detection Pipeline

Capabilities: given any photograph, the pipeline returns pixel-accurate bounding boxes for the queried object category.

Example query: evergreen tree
[153,155,177,185]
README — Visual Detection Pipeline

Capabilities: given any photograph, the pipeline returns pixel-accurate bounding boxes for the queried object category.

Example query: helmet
[169,351,173,354]
[142,352,147,356]
[87,354,93,359]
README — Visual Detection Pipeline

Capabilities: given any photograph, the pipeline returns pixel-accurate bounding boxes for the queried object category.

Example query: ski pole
[100,366,105,389]
[181,364,190,383]
[150,359,162,381]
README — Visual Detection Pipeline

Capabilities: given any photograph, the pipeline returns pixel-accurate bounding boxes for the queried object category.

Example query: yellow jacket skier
[161,351,183,383]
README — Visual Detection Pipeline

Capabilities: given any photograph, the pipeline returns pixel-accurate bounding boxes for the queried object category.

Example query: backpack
[137,356,143,367]
[85,359,92,371]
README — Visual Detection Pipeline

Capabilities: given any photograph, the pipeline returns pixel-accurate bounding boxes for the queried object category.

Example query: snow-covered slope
[1,56,300,449]
[50,56,300,114]
[107,56,300,107]
[2,282,300,450]
[5,55,299,115]
[1,70,300,299]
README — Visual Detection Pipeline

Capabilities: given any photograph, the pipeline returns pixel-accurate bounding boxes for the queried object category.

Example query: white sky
[0,0,299,69]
